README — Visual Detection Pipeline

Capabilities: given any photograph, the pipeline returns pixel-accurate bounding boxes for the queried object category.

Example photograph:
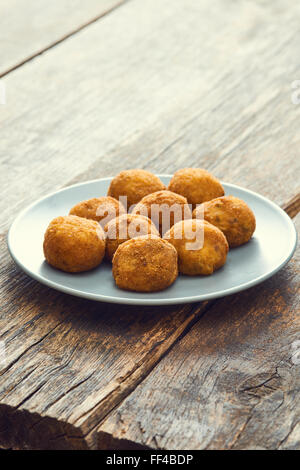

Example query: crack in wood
[277,421,299,449]
[0,321,64,378]
[72,303,210,432]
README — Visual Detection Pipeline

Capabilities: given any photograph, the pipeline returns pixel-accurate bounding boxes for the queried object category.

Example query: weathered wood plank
[0,0,300,450]
[0,0,126,77]
[0,192,298,450]
[97,213,300,450]
[0,232,211,449]
[1,0,300,233]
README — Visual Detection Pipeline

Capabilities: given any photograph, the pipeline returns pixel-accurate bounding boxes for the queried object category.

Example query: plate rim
[7,176,298,305]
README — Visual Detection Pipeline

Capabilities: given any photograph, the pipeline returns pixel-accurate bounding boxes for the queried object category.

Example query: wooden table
[0,0,299,450]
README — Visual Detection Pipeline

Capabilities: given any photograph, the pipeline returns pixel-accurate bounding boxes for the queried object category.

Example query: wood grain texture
[0,0,300,450]
[0,235,210,449]
[97,213,300,450]
[1,0,300,234]
[0,0,126,77]
[283,193,300,219]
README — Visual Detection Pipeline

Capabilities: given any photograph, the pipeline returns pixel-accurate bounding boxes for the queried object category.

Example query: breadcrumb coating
[43,215,105,272]
[168,168,224,208]
[112,236,178,292]
[107,169,165,210]
[193,195,256,247]
[164,219,228,275]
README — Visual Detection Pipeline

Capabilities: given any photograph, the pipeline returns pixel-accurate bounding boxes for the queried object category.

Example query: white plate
[7,176,297,305]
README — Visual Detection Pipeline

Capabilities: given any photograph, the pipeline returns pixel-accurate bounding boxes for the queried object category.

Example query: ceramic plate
[7,176,297,305]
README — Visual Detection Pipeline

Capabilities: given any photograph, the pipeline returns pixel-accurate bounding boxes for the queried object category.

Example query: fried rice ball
[112,236,178,292]
[168,168,224,208]
[132,190,192,236]
[43,215,105,273]
[164,219,228,275]
[107,169,165,210]
[69,196,126,227]
[193,195,256,248]
[104,213,160,261]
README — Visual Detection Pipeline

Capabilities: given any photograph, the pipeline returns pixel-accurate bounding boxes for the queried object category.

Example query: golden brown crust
[43,215,105,273]
[163,219,228,275]
[132,190,192,236]
[69,196,126,227]
[168,168,224,208]
[104,213,160,261]
[112,236,178,292]
[193,195,256,247]
[107,169,165,210]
